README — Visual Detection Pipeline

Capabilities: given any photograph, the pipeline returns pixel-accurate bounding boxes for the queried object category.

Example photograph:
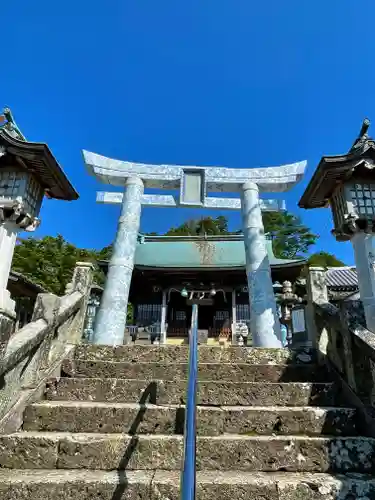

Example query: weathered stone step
[61,359,327,382]
[0,469,374,500]
[75,344,316,365]
[2,433,374,473]
[23,401,358,436]
[46,378,337,406]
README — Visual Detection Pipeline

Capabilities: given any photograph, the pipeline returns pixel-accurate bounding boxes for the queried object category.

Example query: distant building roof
[8,271,47,298]
[100,234,306,270]
[326,266,358,290]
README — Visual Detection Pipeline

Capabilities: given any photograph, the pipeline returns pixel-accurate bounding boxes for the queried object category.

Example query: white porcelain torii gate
[83,150,306,348]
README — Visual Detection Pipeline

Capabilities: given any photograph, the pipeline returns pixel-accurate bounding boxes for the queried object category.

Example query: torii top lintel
[83,150,306,193]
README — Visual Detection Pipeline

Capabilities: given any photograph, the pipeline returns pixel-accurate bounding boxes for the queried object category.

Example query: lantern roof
[299,118,375,209]
[0,107,78,201]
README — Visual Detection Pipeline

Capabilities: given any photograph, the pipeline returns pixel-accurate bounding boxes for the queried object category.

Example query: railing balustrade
[180,303,198,500]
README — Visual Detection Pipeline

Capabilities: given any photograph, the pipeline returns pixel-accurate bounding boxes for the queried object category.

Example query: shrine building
[98,233,306,343]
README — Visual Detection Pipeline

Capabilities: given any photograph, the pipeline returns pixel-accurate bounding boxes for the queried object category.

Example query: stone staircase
[0,345,375,499]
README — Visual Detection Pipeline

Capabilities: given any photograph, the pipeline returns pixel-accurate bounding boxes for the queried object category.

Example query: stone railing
[307,267,375,436]
[0,262,93,433]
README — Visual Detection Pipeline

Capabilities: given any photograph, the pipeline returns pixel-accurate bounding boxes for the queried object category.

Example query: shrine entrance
[166,292,192,338]
[165,287,232,339]
[83,148,306,347]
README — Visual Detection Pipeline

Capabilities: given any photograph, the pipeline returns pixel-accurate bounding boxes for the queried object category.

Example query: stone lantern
[0,107,78,344]
[278,281,302,346]
[299,118,375,333]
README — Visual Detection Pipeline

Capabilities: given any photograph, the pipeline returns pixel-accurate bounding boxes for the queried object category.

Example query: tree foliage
[12,235,102,296]
[165,212,318,259]
[307,251,345,268]
[166,216,229,236]
[262,212,318,259]
[96,244,113,262]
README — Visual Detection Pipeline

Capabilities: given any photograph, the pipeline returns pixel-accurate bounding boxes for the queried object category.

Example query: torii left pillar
[241,182,282,347]
[93,177,144,345]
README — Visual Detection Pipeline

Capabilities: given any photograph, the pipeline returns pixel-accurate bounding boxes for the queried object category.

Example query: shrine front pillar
[241,182,282,347]
[93,177,144,345]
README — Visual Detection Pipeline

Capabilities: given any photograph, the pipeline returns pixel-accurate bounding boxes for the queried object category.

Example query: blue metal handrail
[180,303,198,500]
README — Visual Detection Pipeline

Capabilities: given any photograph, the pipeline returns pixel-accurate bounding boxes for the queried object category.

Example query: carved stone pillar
[241,182,282,347]
[306,267,327,348]
[93,177,144,345]
[351,232,375,334]
[65,262,95,344]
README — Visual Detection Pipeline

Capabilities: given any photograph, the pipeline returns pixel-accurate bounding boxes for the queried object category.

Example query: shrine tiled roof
[131,235,306,269]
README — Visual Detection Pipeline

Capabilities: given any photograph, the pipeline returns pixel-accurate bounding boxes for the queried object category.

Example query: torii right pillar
[241,182,283,347]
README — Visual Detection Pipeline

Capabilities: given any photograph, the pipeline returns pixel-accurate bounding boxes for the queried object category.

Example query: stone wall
[307,267,375,436]
[0,262,93,433]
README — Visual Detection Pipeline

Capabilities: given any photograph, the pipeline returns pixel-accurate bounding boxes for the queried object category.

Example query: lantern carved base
[0,199,40,232]
[332,214,375,242]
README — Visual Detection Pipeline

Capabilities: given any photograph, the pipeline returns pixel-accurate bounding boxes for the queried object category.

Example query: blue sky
[2,0,375,265]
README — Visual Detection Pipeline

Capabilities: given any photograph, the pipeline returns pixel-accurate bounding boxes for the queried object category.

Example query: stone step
[46,378,337,406]
[1,432,374,473]
[61,359,327,382]
[0,469,375,500]
[23,401,358,436]
[75,344,316,365]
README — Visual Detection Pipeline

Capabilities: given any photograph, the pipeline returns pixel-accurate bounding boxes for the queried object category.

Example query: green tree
[307,251,345,268]
[262,211,318,259]
[12,235,101,295]
[96,244,113,261]
[165,211,318,259]
[166,216,229,236]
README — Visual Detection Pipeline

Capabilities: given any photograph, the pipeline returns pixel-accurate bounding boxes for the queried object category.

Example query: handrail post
[180,303,198,500]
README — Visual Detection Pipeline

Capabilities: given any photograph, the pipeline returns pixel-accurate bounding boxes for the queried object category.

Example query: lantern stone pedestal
[0,220,17,357]
[0,213,39,355]
[0,222,18,315]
